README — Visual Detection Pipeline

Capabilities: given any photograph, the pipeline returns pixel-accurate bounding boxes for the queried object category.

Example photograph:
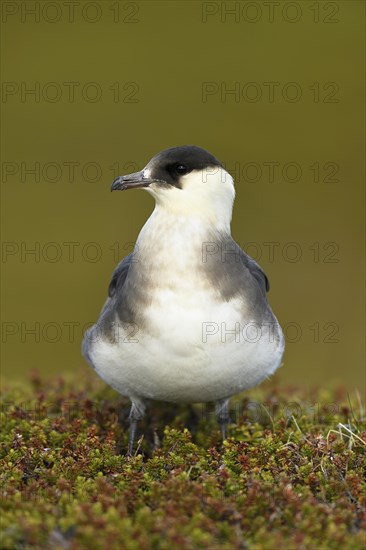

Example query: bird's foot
[215,398,231,442]
[127,399,146,456]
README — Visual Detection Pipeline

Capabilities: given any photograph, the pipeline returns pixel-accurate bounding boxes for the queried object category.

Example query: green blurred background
[1,1,365,390]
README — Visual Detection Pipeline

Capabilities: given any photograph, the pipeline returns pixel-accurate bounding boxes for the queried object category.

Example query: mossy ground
[1,371,365,549]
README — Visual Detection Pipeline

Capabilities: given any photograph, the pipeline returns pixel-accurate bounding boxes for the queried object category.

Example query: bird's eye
[174,164,189,176]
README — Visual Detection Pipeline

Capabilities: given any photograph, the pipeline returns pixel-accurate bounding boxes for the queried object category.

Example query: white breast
[89,209,284,403]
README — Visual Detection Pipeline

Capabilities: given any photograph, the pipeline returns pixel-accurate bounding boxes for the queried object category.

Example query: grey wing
[108,253,133,298]
[82,253,133,365]
[240,250,270,296]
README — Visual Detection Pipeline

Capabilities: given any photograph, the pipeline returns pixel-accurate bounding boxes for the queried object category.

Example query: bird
[82,145,285,454]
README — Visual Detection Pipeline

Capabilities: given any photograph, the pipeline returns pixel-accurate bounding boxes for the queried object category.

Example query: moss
[0,372,365,549]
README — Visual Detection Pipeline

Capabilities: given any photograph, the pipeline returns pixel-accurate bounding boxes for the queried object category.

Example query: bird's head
[111,145,235,231]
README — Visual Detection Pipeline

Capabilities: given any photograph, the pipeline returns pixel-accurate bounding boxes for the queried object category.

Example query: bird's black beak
[111,170,151,192]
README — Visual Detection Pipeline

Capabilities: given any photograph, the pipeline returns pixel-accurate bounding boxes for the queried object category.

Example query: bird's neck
[135,207,231,262]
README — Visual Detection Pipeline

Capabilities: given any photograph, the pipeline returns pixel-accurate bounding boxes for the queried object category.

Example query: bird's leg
[127,399,146,456]
[215,398,231,441]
